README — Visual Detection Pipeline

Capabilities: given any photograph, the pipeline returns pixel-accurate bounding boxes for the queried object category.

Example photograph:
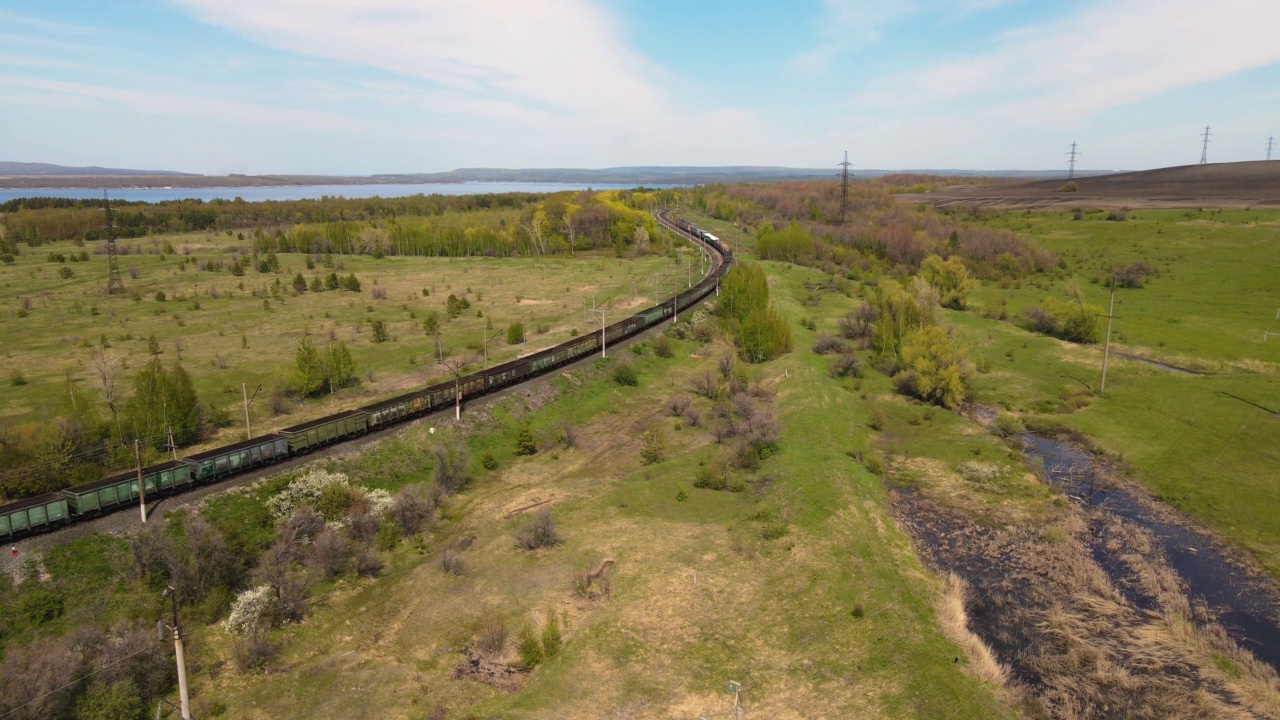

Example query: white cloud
[857,0,1280,127]
[164,0,785,167]
[0,75,362,132]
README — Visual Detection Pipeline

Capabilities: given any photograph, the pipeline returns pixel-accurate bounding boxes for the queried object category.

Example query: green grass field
[953,208,1280,574]
[0,232,675,447]
[191,264,1019,719]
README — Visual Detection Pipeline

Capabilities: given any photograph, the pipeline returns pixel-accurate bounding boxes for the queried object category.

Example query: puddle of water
[1023,433,1280,671]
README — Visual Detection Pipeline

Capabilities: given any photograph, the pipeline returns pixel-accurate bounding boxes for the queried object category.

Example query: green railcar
[362,392,430,430]
[279,410,369,454]
[62,460,193,515]
[0,493,71,538]
[186,434,289,481]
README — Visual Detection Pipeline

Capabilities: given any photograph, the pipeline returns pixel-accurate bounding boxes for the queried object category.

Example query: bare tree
[91,347,123,420]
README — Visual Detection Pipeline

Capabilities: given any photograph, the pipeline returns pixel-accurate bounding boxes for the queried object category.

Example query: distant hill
[0,161,1117,190]
[898,160,1280,210]
[0,161,195,177]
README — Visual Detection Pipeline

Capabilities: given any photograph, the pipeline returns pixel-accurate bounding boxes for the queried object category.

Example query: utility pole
[1199,125,1212,165]
[158,587,192,720]
[242,382,253,440]
[482,318,502,369]
[1268,136,1275,161]
[837,151,852,224]
[134,439,147,523]
[588,306,608,358]
[166,427,177,462]
[1066,141,1081,179]
[727,681,743,720]
[102,191,126,295]
[438,357,470,420]
[1099,286,1118,393]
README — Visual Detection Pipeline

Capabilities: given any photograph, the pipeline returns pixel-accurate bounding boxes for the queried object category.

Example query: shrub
[517,625,543,668]
[829,351,863,378]
[691,370,718,399]
[76,679,144,720]
[640,425,666,464]
[919,254,976,310]
[811,333,847,355]
[1021,298,1102,343]
[506,322,525,344]
[154,291,166,302]
[17,587,64,624]
[1058,181,1079,193]
[375,521,401,551]
[682,406,701,427]
[476,609,508,655]
[515,425,538,456]
[612,361,638,386]
[893,326,969,409]
[440,549,466,576]
[559,421,579,449]
[652,335,674,357]
[1107,262,1151,289]
[355,548,384,577]
[231,625,278,673]
[667,393,692,417]
[540,607,562,659]
[995,412,1026,436]
[481,451,500,471]
[307,527,350,578]
[514,509,561,550]
[267,468,350,517]
[390,486,434,535]
[223,585,275,636]
[371,319,390,343]
[432,442,470,495]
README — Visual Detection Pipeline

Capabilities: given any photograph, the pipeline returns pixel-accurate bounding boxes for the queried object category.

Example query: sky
[3,0,1280,175]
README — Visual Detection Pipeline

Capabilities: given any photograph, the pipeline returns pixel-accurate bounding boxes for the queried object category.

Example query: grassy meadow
[952,208,1280,574]
[188,255,1021,719]
[0,230,675,448]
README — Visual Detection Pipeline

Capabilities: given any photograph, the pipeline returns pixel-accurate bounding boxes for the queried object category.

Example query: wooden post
[166,427,177,462]
[1100,286,1116,393]
[168,588,192,719]
[134,439,147,523]
[242,382,253,440]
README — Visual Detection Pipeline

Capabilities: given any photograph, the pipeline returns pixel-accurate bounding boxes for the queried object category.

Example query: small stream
[1023,433,1280,672]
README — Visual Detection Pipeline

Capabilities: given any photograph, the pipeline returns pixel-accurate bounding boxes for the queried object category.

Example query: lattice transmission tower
[102,191,125,295]
[1199,125,1212,165]
[1066,141,1081,180]
[1267,136,1275,161]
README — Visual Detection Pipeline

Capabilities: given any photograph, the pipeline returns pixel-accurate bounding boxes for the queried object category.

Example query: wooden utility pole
[242,382,253,440]
[160,587,192,719]
[1099,286,1117,393]
[166,427,178,462]
[134,439,147,523]
[438,356,471,420]
[482,319,503,369]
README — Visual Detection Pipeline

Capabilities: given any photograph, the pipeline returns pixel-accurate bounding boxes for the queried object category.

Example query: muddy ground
[887,427,1280,719]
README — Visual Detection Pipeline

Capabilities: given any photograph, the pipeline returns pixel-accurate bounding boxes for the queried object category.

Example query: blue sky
[3,0,1279,174]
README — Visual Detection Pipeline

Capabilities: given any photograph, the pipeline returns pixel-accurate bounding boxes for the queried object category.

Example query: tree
[371,319,390,343]
[294,337,325,397]
[422,311,441,360]
[445,294,471,318]
[506,321,525,345]
[895,326,969,409]
[76,680,144,720]
[324,341,356,390]
[292,272,308,293]
[90,347,123,420]
[920,254,975,310]
[120,358,203,449]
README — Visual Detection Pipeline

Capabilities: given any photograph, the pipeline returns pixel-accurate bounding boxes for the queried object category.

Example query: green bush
[893,326,969,409]
[518,624,543,668]
[481,451,500,471]
[612,361,639,386]
[652,335,674,358]
[506,322,525,344]
[515,425,538,456]
[375,521,401,551]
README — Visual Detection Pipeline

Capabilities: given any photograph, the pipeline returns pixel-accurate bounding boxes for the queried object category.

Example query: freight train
[0,212,731,540]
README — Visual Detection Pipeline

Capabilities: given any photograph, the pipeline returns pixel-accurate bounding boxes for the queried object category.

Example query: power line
[1065,141,1081,180]
[1199,125,1212,165]
[1267,136,1275,161]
